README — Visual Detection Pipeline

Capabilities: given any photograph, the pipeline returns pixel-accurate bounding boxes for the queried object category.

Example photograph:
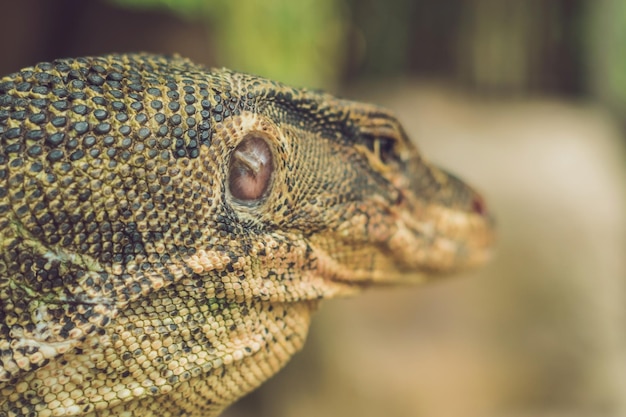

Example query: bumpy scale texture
[0,54,494,416]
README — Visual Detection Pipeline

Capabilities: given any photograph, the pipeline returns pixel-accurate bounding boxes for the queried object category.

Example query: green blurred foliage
[107,0,626,124]
[346,0,417,76]
[585,0,626,118]
[109,0,347,89]
[108,0,206,19]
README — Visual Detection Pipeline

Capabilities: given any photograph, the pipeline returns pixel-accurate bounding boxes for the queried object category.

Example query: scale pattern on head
[0,54,493,416]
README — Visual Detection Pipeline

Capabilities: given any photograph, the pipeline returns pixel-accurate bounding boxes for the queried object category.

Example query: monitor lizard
[0,54,494,416]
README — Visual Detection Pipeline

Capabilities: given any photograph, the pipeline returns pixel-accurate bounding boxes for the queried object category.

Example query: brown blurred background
[2,1,624,416]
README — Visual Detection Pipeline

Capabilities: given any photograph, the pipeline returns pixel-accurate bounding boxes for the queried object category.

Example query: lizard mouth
[387,197,495,275]
[378,166,495,282]
[311,165,495,288]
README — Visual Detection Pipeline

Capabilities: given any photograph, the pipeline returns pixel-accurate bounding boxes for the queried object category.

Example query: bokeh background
[1,1,624,416]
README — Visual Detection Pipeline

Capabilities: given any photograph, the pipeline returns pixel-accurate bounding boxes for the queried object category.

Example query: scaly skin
[0,54,494,416]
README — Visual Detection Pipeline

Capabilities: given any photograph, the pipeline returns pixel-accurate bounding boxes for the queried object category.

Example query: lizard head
[0,55,495,414]
[215,74,495,294]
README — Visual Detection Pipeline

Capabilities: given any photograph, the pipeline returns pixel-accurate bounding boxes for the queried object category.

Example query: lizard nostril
[228,133,274,201]
[471,194,487,216]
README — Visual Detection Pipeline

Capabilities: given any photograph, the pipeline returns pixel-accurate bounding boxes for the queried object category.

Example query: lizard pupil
[228,133,274,201]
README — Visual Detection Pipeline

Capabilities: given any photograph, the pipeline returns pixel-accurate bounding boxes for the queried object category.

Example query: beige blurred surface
[227,82,626,417]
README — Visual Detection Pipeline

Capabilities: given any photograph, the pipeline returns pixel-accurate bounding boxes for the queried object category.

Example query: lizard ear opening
[228,133,274,202]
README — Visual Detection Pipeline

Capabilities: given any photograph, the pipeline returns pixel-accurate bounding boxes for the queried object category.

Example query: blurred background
[2,0,624,416]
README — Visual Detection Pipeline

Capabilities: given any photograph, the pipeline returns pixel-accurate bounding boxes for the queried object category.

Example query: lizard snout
[389,163,496,275]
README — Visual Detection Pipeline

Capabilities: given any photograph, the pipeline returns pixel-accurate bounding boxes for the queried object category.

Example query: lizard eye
[364,135,397,164]
[228,133,274,202]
